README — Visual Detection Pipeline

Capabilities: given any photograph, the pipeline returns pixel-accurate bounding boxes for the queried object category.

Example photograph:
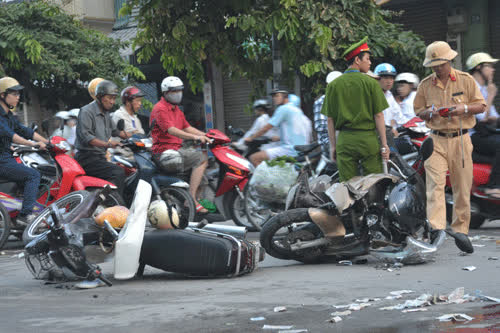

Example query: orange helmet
[88,77,104,100]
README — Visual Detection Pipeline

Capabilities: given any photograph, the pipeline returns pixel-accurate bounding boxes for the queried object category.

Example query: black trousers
[75,152,125,196]
[471,133,500,188]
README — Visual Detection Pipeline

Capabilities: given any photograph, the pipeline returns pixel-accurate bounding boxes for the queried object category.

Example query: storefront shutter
[489,0,500,107]
[222,77,255,131]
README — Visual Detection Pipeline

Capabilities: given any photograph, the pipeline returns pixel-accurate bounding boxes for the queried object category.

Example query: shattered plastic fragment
[447,287,465,303]
[250,317,266,321]
[337,260,353,266]
[385,295,402,300]
[462,266,476,271]
[488,257,498,260]
[390,290,414,296]
[330,310,352,316]
[402,308,428,313]
[437,314,474,322]
[278,330,308,333]
[263,325,294,330]
[327,316,342,323]
[332,304,351,309]
[274,306,287,312]
[355,298,380,303]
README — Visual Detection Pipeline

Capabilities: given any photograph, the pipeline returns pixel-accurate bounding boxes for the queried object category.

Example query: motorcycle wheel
[225,189,257,231]
[22,191,90,245]
[244,185,284,231]
[0,204,11,250]
[161,187,195,223]
[260,208,323,263]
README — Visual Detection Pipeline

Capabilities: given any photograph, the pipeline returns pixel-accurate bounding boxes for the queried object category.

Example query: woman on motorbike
[234,99,279,151]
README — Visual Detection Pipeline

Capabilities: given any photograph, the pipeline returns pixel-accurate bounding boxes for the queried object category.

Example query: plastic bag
[249,160,299,203]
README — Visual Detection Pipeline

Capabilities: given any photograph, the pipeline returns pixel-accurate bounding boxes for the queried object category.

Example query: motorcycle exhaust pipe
[187,222,247,239]
[370,231,445,265]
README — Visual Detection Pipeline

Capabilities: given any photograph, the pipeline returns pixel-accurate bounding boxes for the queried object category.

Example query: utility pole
[272,33,282,89]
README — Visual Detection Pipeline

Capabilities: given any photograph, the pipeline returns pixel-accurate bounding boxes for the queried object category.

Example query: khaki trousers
[424,133,473,234]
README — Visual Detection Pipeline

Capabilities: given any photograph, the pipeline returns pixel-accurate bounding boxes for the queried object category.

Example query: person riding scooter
[75,80,128,197]
[233,98,279,153]
[0,77,49,226]
[150,76,211,214]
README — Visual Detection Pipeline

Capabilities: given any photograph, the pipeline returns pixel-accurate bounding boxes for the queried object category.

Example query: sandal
[196,203,209,214]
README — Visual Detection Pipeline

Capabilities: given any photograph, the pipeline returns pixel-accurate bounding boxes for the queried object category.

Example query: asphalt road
[0,221,499,333]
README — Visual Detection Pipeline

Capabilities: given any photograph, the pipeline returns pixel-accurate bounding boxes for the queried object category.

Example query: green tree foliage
[0,1,144,109]
[122,0,426,107]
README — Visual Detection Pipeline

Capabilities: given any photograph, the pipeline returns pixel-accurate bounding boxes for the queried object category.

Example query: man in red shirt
[150,76,211,213]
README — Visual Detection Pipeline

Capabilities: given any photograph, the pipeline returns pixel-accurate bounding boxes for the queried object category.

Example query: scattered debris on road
[326,316,342,323]
[402,308,428,313]
[389,290,414,296]
[263,324,294,330]
[274,306,287,312]
[250,317,266,321]
[337,260,352,266]
[330,310,352,316]
[462,266,477,272]
[488,257,498,260]
[437,313,474,322]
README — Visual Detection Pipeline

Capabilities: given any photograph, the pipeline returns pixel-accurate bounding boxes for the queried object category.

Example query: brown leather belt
[431,129,468,138]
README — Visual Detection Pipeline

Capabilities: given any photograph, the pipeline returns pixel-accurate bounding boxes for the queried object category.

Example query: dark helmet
[388,182,425,234]
[95,80,119,99]
[121,86,145,104]
[252,98,271,111]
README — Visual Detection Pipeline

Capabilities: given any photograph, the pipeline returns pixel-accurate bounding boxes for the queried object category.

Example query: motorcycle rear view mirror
[41,120,50,137]
[117,119,125,131]
[421,137,434,161]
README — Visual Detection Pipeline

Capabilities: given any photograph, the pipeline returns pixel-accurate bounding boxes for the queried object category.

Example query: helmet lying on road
[148,200,180,230]
[395,73,420,88]
[161,76,184,92]
[465,52,499,71]
[88,78,104,100]
[374,63,397,77]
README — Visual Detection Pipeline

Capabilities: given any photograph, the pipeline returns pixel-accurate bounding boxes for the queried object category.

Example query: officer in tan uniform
[414,41,486,253]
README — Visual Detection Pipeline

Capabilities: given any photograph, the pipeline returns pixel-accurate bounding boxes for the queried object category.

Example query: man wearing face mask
[75,80,127,196]
[150,76,211,214]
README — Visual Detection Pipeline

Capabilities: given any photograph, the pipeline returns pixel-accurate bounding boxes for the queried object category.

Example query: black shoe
[447,232,474,254]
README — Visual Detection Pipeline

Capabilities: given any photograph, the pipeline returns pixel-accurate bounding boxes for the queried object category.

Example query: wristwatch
[464,104,468,114]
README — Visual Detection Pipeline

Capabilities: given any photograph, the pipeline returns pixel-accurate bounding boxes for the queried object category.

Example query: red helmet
[121,86,145,104]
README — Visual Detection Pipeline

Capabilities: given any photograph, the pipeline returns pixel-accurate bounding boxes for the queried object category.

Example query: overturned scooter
[260,139,445,264]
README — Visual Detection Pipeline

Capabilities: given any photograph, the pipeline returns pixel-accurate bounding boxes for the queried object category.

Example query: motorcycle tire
[260,208,323,263]
[0,204,11,250]
[224,189,257,231]
[22,191,91,245]
[161,187,195,224]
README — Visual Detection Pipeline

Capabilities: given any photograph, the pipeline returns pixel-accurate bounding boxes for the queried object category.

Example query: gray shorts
[155,146,206,174]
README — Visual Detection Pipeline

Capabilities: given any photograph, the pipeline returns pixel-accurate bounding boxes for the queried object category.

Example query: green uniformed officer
[321,37,390,181]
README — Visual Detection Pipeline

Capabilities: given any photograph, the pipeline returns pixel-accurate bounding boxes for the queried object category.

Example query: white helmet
[55,111,70,120]
[148,200,180,230]
[68,108,80,118]
[161,76,184,92]
[466,52,499,71]
[326,71,342,84]
[395,73,420,88]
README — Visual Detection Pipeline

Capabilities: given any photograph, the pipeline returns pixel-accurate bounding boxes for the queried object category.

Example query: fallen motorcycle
[259,140,444,264]
[25,181,262,285]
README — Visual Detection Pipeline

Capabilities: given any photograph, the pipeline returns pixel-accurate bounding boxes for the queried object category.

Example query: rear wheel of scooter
[161,187,195,223]
[260,208,324,263]
[22,191,90,245]
[225,189,258,231]
[0,204,11,250]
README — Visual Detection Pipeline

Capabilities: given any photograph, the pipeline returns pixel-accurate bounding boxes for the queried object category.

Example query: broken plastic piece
[337,260,352,266]
[402,308,428,313]
[488,257,498,260]
[462,266,476,271]
[278,330,308,333]
[331,310,352,316]
[390,290,414,296]
[250,317,266,321]
[327,316,342,323]
[263,325,294,330]
[447,287,465,303]
[274,306,287,312]
[437,313,473,322]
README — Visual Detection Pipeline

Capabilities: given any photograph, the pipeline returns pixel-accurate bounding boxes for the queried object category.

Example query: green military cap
[342,36,370,61]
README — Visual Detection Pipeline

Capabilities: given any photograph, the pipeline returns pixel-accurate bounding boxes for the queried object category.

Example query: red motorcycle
[203,129,252,228]
[0,133,122,248]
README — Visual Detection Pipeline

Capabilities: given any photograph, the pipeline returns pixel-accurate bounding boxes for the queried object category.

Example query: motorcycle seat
[295,142,320,155]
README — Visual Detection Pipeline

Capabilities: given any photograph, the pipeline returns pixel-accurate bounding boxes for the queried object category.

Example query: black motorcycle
[259,139,445,264]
